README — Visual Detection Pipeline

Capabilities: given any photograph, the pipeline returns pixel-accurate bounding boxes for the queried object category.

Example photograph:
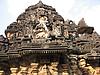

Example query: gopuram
[0,1,100,75]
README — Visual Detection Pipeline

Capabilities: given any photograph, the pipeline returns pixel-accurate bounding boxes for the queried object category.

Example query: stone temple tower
[0,1,100,75]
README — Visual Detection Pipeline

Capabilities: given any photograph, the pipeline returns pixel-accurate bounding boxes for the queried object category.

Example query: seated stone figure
[33,16,50,39]
[28,63,38,75]
[38,64,48,75]
[17,66,28,75]
[0,70,4,75]
[78,58,96,75]
[10,68,18,75]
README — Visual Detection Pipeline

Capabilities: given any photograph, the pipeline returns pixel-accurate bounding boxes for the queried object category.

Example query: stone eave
[77,26,94,34]
[19,47,69,54]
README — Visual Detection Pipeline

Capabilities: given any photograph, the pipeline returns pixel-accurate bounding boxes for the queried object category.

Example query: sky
[0,0,100,36]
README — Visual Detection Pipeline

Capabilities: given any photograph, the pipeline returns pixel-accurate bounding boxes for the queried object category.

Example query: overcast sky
[0,0,100,36]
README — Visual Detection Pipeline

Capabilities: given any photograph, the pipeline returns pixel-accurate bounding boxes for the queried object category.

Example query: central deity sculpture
[33,16,49,39]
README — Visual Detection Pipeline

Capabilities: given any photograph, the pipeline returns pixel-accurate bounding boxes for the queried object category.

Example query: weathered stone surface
[0,1,100,75]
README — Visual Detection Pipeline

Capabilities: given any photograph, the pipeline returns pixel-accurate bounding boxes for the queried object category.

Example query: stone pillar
[28,63,38,75]
[0,70,4,75]
[51,62,58,75]
[62,64,69,75]
[10,68,18,75]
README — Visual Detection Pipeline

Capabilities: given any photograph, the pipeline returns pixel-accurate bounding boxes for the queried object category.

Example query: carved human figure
[7,32,13,40]
[53,26,61,37]
[10,68,18,75]
[78,58,89,75]
[17,66,28,75]
[18,31,23,37]
[52,22,61,37]
[33,16,49,39]
[38,64,56,75]
[63,26,69,38]
[48,62,58,75]
[61,64,69,75]
[79,58,95,75]
[0,70,4,75]
[28,63,38,75]
[39,16,48,32]
[30,15,35,21]
[79,59,86,68]
[95,67,100,75]
[70,58,82,75]
[38,64,47,75]
[85,64,96,75]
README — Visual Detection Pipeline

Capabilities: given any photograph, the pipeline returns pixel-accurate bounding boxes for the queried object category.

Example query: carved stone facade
[0,1,100,75]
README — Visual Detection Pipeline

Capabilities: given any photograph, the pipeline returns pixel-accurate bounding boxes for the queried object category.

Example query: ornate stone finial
[77,18,94,34]
[37,0,43,7]
[39,0,43,3]
[78,18,87,27]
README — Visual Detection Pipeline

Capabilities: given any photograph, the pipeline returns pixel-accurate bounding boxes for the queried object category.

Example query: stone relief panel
[33,16,50,39]
[0,1,99,75]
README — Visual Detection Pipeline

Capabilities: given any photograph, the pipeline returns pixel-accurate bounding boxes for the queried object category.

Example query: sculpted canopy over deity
[33,16,49,39]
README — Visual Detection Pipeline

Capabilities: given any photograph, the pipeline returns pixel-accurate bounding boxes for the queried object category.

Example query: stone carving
[0,70,4,75]
[33,16,49,39]
[78,18,87,27]
[77,18,94,34]
[78,58,97,75]
[17,66,28,75]
[61,64,69,75]
[10,68,18,75]
[0,1,100,75]
[38,62,58,75]
[6,32,13,40]
[38,64,49,75]
[49,62,58,75]
[28,63,38,75]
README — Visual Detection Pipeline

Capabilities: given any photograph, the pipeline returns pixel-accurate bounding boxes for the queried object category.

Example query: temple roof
[25,1,56,11]
[0,1,100,60]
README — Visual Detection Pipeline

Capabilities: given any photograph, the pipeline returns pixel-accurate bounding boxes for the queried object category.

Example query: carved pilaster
[62,64,69,75]
[69,56,82,75]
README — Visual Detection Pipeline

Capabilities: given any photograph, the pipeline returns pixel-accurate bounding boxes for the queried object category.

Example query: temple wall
[8,63,67,75]
[0,62,70,75]
[0,58,100,75]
